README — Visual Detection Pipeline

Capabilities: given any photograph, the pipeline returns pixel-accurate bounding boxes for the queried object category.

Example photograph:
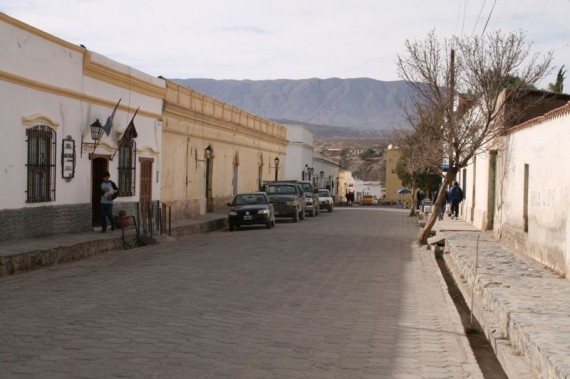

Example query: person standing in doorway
[448,181,464,219]
[100,171,117,232]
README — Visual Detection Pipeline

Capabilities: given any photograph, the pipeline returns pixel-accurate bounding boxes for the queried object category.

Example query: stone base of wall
[0,237,124,276]
[212,196,232,213]
[0,204,92,242]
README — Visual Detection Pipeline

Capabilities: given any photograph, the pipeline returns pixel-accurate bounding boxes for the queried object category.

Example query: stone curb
[0,216,228,277]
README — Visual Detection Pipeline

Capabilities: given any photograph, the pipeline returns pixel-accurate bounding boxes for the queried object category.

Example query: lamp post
[274,156,280,181]
[204,145,213,206]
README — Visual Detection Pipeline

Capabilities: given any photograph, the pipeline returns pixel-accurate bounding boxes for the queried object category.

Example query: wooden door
[139,158,153,234]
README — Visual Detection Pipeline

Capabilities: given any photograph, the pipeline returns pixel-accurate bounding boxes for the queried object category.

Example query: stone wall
[0,204,91,241]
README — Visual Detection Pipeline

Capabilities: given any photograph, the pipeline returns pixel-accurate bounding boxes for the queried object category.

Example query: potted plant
[115,209,129,229]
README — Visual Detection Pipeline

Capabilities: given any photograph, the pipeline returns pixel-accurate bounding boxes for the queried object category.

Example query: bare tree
[394,108,444,216]
[397,30,552,244]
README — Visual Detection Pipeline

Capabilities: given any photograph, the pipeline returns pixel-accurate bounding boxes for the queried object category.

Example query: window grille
[26,125,56,203]
[118,140,136,197]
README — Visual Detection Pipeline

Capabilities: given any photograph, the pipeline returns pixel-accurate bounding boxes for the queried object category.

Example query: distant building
[383,144,410,203]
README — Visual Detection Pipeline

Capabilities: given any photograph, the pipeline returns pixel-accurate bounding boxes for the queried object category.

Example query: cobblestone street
[0,208,481,378]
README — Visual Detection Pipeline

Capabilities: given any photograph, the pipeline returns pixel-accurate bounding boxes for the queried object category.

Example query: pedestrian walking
[346,191,354,207]
[100,171,118,232]
[448,181,463,219]
[416,189,425,210]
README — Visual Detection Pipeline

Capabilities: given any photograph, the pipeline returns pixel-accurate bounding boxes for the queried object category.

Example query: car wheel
[229,223,235,231]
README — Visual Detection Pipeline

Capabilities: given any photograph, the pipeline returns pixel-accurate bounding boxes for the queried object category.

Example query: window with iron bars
[26,125,56,203]
[118,140,136,197]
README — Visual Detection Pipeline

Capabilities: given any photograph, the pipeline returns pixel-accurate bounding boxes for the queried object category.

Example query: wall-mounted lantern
[81,119,104,158]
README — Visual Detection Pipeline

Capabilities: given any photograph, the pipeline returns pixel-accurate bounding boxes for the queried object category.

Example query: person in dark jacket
[448,181,463,219]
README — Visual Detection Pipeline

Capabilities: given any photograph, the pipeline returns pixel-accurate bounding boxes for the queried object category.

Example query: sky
[1,0,569,87]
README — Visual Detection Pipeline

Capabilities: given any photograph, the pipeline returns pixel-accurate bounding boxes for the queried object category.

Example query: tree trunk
[418,169,458,245]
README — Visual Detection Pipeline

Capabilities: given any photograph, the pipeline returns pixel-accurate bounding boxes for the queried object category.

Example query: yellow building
[384,145,411,203]
[162,81,288,218]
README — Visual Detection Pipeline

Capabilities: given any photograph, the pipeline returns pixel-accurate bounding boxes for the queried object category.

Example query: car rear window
[265,185,296,195]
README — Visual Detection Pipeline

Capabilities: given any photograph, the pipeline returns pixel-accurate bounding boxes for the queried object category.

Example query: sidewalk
[0,213,227,277]
[434,218,570,379]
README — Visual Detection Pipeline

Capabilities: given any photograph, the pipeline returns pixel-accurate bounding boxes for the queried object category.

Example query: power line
[461,0,470,35]
[472,0,488,35]
[480,0,498,37]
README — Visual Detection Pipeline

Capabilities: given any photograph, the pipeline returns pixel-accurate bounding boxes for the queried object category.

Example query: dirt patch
[435,251,508,379]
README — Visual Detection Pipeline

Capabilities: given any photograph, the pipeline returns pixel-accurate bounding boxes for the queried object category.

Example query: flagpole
[92,98,121,154]
[111,106,140,161]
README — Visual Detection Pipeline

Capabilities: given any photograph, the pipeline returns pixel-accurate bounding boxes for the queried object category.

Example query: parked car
[281,180,319,217]
[360,195,376,205]
[261,182,306,222]
[227,192,276,231]
[318,188,334,212]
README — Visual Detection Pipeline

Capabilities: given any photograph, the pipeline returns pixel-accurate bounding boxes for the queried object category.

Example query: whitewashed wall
[283,124,314,180]
[497,106,570,276]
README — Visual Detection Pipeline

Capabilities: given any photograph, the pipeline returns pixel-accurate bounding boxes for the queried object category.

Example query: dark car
[227,192,276,231]
[262,182,306,222]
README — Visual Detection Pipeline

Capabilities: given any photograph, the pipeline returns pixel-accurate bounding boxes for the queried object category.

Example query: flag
[120,107,139,144]
[102,98,121,136]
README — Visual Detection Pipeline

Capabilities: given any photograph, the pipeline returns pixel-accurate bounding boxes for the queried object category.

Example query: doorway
[139,158,153,234]
[91,157,109,226]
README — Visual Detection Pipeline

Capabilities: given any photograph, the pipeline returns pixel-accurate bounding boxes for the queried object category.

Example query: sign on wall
[61,135,76,182]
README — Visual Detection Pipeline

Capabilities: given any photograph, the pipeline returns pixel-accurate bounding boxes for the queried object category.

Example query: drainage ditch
[435,250,508,379]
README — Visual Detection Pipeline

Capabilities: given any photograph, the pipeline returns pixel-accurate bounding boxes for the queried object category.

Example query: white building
[282,123,314,180]
[0,13,165,240]
[353,180,385,202]
[461,94,570,278]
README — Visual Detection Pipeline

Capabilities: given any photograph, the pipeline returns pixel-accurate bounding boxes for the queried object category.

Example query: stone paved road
[0,207,481,378]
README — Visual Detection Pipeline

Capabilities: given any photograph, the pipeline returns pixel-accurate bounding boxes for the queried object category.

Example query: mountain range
[173,78,412,139]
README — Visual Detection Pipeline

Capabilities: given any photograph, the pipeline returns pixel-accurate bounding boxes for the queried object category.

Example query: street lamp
[90,119,104,141]
[274,156,280,181]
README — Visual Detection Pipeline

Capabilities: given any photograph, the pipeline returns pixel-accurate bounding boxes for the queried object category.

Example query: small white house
[0,13,165,240]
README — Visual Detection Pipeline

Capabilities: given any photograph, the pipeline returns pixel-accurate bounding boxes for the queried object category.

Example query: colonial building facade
[1,13,289,239]
[0,13,165,240]
[161,81,288,218]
